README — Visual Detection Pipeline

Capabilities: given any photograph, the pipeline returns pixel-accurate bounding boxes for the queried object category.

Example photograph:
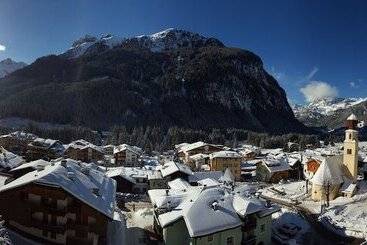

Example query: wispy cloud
[269,66,286,81]
[0,44,5,51]
[305,66,319,81]
[300,81,338,102]
[349,79,363,89]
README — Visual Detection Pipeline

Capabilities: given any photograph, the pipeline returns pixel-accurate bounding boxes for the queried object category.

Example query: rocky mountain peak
[0,58,27,78]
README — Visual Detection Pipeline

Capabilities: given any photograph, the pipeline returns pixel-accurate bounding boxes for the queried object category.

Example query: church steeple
[343,114,359,181]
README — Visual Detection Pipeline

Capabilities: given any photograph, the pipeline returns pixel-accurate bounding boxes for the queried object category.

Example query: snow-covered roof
[183,188,242,237]
[106,166,153,183]
[188,171,223,183]
[168,178,191,190]
[148,184,278,237]
[262,158,291,173]
[66,139,103,153]
[197,178,220,187]
[1,159,116,218]
[0,131,37,141]
[210,150,241,159]
[233,196,265,217]
[219,168,235,183]
[0,148,24,169]
[160,161,193,177]
[178,141,223,153]
[311,155,344,186]
[10,159,50,172]
[347,114,358,121]
[113,144,142,155]
[189,153,209,161]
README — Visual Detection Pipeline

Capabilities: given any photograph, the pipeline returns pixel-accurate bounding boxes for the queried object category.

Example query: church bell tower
[343,114,359,181]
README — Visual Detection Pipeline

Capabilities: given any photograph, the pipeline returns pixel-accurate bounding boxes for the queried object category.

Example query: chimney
[165,189,169,196]
[212,201,218,211]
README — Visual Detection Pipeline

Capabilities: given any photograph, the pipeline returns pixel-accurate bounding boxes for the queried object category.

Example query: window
[227,237,234,245]
[260,224,265,232]
[207,235,213,242]
[347,149,352,155]
[349,134,352,140]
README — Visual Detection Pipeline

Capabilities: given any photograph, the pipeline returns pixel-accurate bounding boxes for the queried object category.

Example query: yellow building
[343,114,359,181]
[311,114,360,202]
[209,151,242,181]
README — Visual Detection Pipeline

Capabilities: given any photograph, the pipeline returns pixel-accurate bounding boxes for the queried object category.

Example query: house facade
[113,144,142,167]
[0,159,117,245]
[65,139,104,163]
[26,138,65,161]
[209,151,242,181]
[0,131,37,155]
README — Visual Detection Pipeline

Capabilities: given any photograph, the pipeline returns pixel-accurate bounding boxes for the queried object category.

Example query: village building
[102,145,115,155]
[311,114,360,202]
[0,131,37,155]
[0,159,118,244]
[113,144,142,167]
[238,148,260,160]
[256,158,291,183]
[187,153,209,170]
[148,184,279,245]
[0,147,25,172]
[241,159,261,180]
[148,171,167,190]
[177,141,223,164]
[26,138,65,161]
[209,151,242,181]
[64,139,104,163]
[106,167,151,194]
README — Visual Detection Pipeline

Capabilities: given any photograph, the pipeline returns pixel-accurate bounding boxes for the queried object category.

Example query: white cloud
[300,81,338,102]
[0,44,5,51]
[349,81,357,88]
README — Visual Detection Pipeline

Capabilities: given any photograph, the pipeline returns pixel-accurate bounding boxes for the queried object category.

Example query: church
[311,114,360,202]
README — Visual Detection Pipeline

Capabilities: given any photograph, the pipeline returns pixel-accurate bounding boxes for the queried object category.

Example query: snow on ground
[321,199,367,239]
[262,180,367,239]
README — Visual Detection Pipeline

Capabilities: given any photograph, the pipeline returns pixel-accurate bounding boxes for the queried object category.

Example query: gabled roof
[210,150,241,159]
[66,139,103,153]
[183,188,242,237]
[148,185,279,238]
[0,148,24,169]
[168,178,191,190]
[113,144,142,155]
[0,159,116,218]
[160,161,193,177]
[10,159,50,172]
[178,141,222,153]
[311,155,344,186]
[261,158,291,173]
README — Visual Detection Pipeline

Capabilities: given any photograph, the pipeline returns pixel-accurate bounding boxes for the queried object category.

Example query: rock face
[0,29,307,133]
[0,58,27,78]
[293,98,367,129]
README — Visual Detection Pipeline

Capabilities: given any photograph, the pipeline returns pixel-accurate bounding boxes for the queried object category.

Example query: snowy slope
[63,28,223,59]
[293,97,367,121]
[0,58,27,78]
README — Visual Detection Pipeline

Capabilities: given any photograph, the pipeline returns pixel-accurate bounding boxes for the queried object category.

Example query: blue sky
[0,0,366,104]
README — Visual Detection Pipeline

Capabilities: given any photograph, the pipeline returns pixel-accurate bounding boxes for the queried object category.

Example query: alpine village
[0,7,366,245]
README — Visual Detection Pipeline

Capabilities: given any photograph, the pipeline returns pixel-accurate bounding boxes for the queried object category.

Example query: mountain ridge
[0,29,308,134]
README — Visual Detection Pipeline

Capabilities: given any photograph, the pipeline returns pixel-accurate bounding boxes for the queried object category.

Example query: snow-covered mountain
[293,97,367,119]
[0,58,27,78]
[292,97,367,129]
[63,28,224,59]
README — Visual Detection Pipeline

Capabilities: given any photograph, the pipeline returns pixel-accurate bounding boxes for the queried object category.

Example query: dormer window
[347,149,352,155]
